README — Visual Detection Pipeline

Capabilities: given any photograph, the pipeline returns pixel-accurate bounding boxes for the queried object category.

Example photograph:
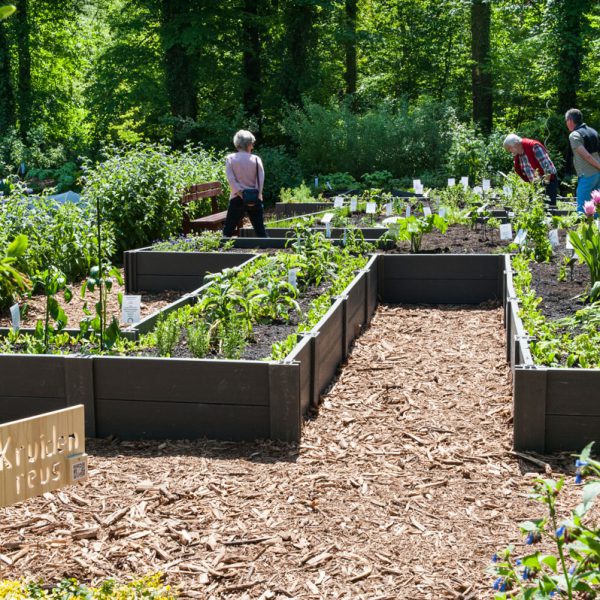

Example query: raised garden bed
[504,254,600,452]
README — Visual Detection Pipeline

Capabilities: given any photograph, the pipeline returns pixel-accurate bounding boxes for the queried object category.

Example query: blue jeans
[222,196,268,237]
[576,172,600,212]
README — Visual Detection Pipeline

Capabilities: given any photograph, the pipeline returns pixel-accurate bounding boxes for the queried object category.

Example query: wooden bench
[181,181,235,234]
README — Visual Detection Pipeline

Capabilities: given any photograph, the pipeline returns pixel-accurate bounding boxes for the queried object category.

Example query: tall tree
[343,0,357,96]
[0,19,15,132]
[471,0,492,133]
[14,0,32,139]
[160,0,198,144]
[242,0,262,128]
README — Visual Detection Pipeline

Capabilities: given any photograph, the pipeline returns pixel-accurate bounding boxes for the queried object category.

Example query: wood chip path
[0,304,581,599]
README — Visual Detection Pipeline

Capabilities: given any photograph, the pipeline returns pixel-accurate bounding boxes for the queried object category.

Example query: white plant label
[9,303,20,331]
[342,229,347,245]
[514,228,527,245]
[412,179,421,190]
[325,222,331,238]
[508,211,515,218]
[499,223,513,241]
[333,196,344,208]
[473,186,483,195]
[549,229,559,247]
[423,206,432,216]
[385,202,393,216]
[366,202,377,214]
[482,179,491,191]
[447,178,455,187]
[350,198,357,212]
[121,295,142,324]
[314,177,319,189]
[460,176,469,189]
[288,268,298,289]
[405,205,411,217]
[321,212,334,224]
[566,237,574,250]
[438,207,447,218]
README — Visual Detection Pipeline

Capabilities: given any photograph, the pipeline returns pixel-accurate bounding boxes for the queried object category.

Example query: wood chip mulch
[0,304,584,599]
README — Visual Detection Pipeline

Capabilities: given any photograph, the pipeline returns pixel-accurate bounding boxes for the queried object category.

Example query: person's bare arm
[575,145,600,171]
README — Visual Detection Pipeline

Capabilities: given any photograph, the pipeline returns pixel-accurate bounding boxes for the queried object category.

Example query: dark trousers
[222,196,268,237]
[544,178,558,206]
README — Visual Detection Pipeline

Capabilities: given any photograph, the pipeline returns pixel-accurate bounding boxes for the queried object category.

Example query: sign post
[0,406,87,508]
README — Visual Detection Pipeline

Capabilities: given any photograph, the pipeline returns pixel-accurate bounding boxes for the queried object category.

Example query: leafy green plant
[154,313,180,357]
[249,279,300,323]
[279,182,318,203]
[217,320,246,360]
[384,213,448,252]
[568,219,600,302]
[152,232,234,252]
[490,443,600,598]
[0,234,30,309]
[186,320,211,358]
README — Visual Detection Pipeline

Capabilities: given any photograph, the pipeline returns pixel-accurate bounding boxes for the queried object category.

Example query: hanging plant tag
[121,295,142,324]
[10,304,20,332]
[366,202,377,214]
[333,196,344,208]
[321,212,334,224]
[500,223,513,240]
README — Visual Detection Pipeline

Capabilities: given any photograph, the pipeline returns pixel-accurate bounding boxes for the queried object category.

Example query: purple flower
[583,200,596,217]
[591,190,600,206]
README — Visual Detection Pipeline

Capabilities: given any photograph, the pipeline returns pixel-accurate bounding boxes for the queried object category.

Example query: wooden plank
[545,415,600,452]
[0,355,65,397]
[269,364,301,442]
[381,254,502,280]
[94,400,269,441]
[0,405,86,507]
[94,357,270,405]
[513,368,547,452]
[382,279,499,305]
[0,397,70,424]
[545,370,600,415]
[136,252,252,276]
[64,357,96,437]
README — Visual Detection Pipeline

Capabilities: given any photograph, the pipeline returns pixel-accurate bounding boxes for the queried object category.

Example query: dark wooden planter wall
[505,255,600,453]
[240,227,387,240]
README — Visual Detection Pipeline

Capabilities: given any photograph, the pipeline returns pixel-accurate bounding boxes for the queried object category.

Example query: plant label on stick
[482,179,491,191]
[438,207,447,218]
[423,206,432,216]
[514,228,527,245]
[325,222,331,238]
[321,212,334,224]
[413,179,421,191]
[499,223,513,241]
[350,198,357,212]
[366,202,377,214]
[385,202,393,216]
[288,268,298,289]
[549,229,559,247]
[405,204,411,217]
[333,196,344,208]
[10,303,20,332]
[566,236,574,250]
[121,295,141,324]
[447,178,455,187]
[460,176,469,189]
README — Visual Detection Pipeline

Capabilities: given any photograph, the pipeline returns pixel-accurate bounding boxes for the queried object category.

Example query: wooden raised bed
[274,202,333,219]
[504,255,600,452]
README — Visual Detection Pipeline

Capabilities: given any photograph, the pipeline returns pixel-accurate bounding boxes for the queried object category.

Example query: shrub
[258,146,303,203]
[81,143,227,256]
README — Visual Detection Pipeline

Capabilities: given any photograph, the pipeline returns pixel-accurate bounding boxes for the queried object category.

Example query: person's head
[503,134,523,157]
[565,108,583,132]
[233,129,256,152]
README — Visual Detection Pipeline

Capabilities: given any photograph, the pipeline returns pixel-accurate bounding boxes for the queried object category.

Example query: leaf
[0,5,16,19]
[583,482,600,506]
[541,554,558,572]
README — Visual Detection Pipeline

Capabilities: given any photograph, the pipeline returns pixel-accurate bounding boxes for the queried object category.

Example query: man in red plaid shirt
[503,134,558,205]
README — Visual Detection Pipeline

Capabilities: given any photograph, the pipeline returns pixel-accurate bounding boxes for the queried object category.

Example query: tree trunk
[343,0,357,96]
[471,0,492,133]
[15,0,32,140]
[242,0,261,129]
[0,20,15,133]
[281,1,316,105]
[160,0,198,145]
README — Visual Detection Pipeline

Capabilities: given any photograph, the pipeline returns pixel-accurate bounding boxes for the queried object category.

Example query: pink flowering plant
[489,443,600,598]
[568,195,600,302]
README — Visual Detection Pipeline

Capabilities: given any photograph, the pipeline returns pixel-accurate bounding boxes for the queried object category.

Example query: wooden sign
[0,405,87,507]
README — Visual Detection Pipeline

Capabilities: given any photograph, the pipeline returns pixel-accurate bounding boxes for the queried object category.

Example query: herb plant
[0,234,30,309]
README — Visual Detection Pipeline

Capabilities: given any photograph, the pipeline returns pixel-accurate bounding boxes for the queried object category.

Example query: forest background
[0,0,598,198]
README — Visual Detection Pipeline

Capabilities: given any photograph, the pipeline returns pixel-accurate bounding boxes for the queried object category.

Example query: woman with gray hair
[222,129,267,237]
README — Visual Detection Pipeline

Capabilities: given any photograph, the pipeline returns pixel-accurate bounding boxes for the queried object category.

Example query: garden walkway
[0,305,580,598]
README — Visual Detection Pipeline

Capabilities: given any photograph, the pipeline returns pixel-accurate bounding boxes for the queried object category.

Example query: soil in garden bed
[0,270,182,330]
[0,303,586,598]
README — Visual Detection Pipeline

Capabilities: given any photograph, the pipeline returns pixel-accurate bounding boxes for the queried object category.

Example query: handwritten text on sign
[0,405,87,507]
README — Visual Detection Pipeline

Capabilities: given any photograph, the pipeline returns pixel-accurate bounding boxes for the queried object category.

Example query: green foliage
[568,220,600,302]
[152,232,234,253]
[0,234,30,309]
[259,147,303,203]
[384,213,448,253]
[186,320,211,359]
[315,172,360,193]
[81,143,227,256]
[490,443,600,598]
[154,313,180,358]
[279,182,317,204]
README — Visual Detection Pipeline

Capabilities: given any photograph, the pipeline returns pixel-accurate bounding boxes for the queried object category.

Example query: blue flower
[556,526,566,538]
[575,459,588,467]
[526,532,535,545]
[491,553,499,563]
[575,470,583,484]
[522,567,531,580]
[516,559,522,566]
[569,565,576,575]
[493,577,506,591]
